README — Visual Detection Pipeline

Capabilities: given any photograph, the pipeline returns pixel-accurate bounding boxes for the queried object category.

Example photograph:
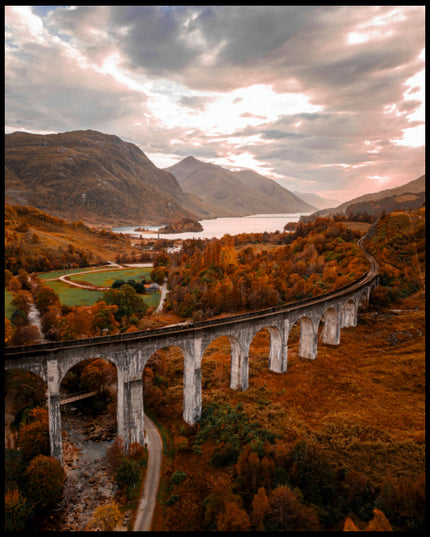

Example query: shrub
[4,489,32,531]
[87,501,122,531]
[23,455,65,508]
[170,470,187,485]
[115,458,141,497]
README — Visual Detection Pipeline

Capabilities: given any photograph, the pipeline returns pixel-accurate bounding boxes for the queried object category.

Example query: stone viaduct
[5,237,379,464]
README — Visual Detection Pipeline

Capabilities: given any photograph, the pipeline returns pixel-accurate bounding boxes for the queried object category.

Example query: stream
[40,404,131,531]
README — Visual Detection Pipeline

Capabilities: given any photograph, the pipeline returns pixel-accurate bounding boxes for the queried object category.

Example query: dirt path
[155,279,168,314]
[133,413,163,531]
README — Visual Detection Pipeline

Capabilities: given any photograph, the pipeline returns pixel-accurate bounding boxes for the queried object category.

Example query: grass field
[5,289,14,318]
[37,267,111,280]
[68,267,152,287]
[41,279,160,309]
[42,280,105,307]
[5,266,160,315]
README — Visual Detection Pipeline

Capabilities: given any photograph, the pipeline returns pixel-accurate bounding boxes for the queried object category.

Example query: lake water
[113,213,309,240]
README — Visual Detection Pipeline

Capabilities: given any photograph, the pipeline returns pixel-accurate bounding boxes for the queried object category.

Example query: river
[113,212,309,240]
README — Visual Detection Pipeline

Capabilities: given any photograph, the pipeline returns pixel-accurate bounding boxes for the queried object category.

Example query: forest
[164,217,370,319]
[144,208,426,532]
[4,207,425,531]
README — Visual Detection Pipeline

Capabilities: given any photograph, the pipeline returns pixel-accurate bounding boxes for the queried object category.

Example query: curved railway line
[5,233,379,359]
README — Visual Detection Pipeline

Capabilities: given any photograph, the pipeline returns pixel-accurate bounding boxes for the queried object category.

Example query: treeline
[165,217,368,319]
[159,401,424,531]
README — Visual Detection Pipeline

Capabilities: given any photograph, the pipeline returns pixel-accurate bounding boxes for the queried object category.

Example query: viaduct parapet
[5,237,379,464]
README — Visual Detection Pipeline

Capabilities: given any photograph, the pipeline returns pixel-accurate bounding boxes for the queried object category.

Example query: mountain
[4,130,208,227]
[292,191,341,210]
[307,175,425,219]
[166,156,316,216]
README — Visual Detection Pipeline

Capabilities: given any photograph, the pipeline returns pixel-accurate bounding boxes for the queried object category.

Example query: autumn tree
[90,301,119,335]
[62,306,94,339]
[80,359,116,394]
[102,284,148,323]
[251,486,271,530]
[115,458,142,498]
[217,501,251,531]
[23,455,65,508]
[269,485,321,531]
[34,286,60,315]
[87,501,122,531]
[5,317,15,345]
[11,290,32,317]
[18,407,50,461]
[150,265,167,284]
[106,437,126,473]
[10,324,41,346]
[4,489,32,531]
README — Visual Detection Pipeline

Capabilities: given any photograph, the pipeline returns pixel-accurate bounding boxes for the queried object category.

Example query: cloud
[4,5,425,202]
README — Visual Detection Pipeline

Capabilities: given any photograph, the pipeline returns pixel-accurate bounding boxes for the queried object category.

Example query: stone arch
[357,287,370,311]
[342,299,356,327]
[249,325,284,376]
[58,353,121,387]
[298,316,318,359]
[141,342,199,426]
[286,315,318,360]
[199,336,236,407]
[319,307,340,345]
[200,333,246,392]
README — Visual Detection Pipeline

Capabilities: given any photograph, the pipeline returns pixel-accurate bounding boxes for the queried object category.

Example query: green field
[5,289,14,319]
[68,267,152,287]
[42,280,160,309]
[5,266,160,317]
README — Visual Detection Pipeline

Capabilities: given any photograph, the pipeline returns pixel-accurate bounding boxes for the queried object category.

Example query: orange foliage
[166,217,368,318]
[217,501,251,531]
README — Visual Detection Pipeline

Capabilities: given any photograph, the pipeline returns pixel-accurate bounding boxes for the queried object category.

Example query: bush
[170,470,187,485]
[115,458,141,497]
[4,489,32,531]
[23,455,65,508]
[289,440,337,508]
[87,501,122,531]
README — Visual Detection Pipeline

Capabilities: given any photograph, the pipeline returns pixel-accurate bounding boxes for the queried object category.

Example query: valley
[3,130,425,532]
[5,201,425,531]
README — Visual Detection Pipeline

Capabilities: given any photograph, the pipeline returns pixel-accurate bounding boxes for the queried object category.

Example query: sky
[5,5,425,202]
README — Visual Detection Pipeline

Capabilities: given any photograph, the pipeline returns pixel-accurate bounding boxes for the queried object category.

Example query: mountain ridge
[165,156,316,216]
[5,130,204,227]
[306,175,425,219]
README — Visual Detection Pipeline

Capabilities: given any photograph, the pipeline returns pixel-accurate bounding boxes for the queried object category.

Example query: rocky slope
[166,156,316,216]
[5,130,205,226]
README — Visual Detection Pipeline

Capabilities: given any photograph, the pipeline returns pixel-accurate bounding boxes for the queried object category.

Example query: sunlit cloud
[4,5,425,203]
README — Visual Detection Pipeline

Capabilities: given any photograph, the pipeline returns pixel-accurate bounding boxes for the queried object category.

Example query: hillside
[292,191,341,210]
[145,208,425,532]
[4,130,207,227]
[4,204,141,274]
[166,156,316,216]
[308,175,425,219]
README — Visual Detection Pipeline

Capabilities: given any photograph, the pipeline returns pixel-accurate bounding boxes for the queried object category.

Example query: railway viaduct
[5,237,379,464]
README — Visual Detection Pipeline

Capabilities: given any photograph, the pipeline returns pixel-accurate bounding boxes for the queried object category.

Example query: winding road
[133,412,163,531]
